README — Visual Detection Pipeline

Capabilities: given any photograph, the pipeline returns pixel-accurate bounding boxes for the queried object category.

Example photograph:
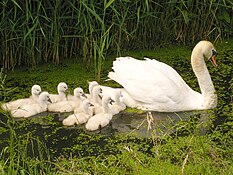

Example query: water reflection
[111,110,213,137]
[11,110,213,138]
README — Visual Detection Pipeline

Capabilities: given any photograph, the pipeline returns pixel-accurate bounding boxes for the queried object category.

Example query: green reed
[0,0,232,79]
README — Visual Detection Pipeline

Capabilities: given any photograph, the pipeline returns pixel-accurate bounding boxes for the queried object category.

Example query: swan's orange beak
[210,50,217,67]
[210,55,217,67]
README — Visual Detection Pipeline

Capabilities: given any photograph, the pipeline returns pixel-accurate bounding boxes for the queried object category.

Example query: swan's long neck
[191,49,217,109]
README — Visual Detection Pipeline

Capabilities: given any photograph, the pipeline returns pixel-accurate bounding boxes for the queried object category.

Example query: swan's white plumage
[108,41,217,112]
[1,85,42,111]
[11,92,51,118]
[49,82,68,103]
[62,100,94,126]
[85,95,113,131]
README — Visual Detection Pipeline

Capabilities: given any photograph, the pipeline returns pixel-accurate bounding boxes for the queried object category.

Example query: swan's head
[39,92,52,104]
[197,41,217,67]
[31,85,42,95]
[57,82,68,93]
[74,87,87,98]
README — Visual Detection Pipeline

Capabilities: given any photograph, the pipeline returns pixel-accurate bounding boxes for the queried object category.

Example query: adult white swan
[108,41,218,112]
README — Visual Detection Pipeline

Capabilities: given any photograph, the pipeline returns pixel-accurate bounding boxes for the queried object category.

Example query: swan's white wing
[108,57,191,106]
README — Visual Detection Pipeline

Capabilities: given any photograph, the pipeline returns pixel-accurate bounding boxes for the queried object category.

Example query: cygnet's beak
[81,93,87,98]
[98,94,103,99]
[48,97,52,103]
[109,99,115,105]
[38,91,42,95]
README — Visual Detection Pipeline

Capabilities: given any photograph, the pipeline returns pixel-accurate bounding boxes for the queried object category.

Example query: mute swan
[11,92,52,118]
[1,85,42,111]
[108,41,218,112]
[62,100,94,126]
[48,87,86,112]
[49,82,68,103]
[85,95,114,131]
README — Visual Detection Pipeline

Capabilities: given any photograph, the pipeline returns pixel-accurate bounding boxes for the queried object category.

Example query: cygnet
[11,92,52,118]
[48,87,86,112]
[110,89,126,115]
[1,84,42,111]
[90,85,103,114]
[86,81,99,99]
[62,99,94,126]
[49,82,68,103]
[85,95,114,131]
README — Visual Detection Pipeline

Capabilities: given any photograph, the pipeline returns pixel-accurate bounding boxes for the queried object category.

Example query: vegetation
[0,0,232,174]
[0,0,233,81]
[0,39,232,174]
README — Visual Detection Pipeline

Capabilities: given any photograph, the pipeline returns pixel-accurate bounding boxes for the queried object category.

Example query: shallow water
[0,108,213,159]
[10,110,210,137]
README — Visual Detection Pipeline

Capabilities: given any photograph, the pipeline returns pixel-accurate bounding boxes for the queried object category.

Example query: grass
[0,39,232,174]
[1,0,233,82]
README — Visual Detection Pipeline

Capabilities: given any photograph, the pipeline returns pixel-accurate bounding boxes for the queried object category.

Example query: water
[0,109,213,158]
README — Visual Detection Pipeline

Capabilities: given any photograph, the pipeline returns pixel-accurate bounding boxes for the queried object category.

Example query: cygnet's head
[88,81,99,93]
[82,99,94,108]
[39,92,52,104]
[74,87,87,98]
[102,95,115,105]
[114,89,123,99]
[57,82,68,92]
[92,86,102,97]
[31,85,42,95]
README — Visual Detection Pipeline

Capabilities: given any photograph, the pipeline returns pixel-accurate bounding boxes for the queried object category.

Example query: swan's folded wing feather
[108,57,186,105]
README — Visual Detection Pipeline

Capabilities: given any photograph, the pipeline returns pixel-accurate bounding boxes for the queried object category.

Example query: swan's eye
[212,50,217,56]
